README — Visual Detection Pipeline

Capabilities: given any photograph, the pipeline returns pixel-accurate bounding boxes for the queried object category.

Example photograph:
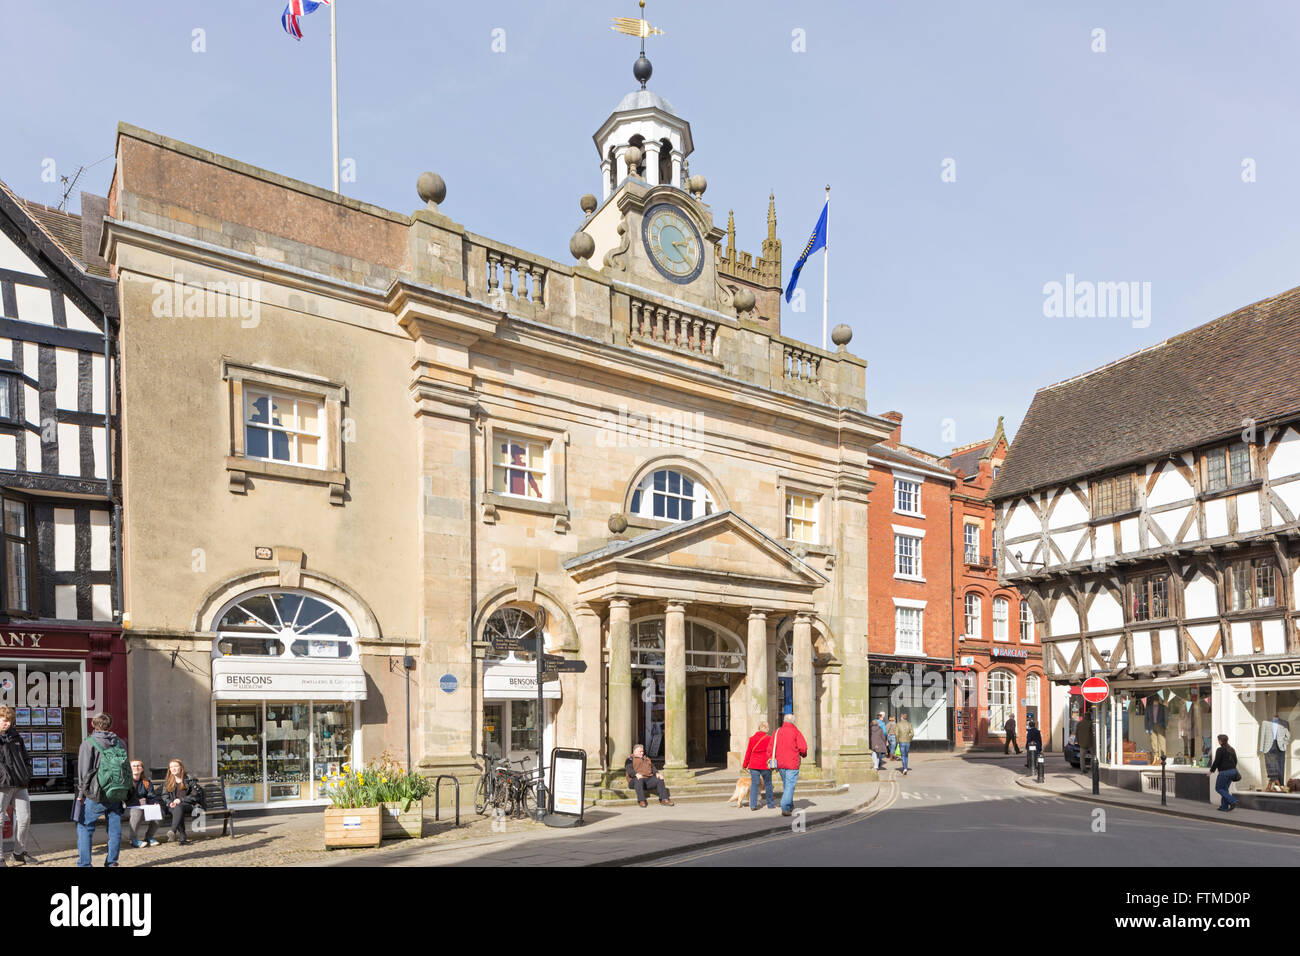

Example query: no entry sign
[1080,677,1110,704]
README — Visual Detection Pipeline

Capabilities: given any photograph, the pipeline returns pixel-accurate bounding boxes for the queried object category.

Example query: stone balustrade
[783,344,821,383]
[483,243,547,310]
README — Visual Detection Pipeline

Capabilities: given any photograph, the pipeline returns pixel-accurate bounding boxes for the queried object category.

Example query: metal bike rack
[435,774,461,827]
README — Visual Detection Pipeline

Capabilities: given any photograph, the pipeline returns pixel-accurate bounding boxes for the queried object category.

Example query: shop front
[210,589,366,809]
[0,625,125,821]
[1093,672,1214,800]
[480,606,559,776]
[869,657,953,749]
[1215,658,1300,812]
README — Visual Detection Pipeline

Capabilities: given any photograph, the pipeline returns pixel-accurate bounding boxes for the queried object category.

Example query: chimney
[79,192,110,275]
[881,410,903,445]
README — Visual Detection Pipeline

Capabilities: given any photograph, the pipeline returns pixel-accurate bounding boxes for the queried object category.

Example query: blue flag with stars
[784,200,828,303]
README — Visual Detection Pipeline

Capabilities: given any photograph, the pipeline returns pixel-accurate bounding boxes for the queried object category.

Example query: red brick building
[866,412,957,749]
[945,419,1046,750]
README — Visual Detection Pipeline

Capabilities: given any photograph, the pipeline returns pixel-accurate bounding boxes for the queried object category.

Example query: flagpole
[330,0,340,193]
[822,184,829,350]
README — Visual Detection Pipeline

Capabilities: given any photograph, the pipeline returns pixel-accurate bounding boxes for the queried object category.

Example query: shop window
[630,469,715,523]
[217,636,285,657]
[1202,442,1253,493]
[963,593,982,639]
[993,598,1009,641]
[215,700,356,805]
[785,491,819,544]
[1114,687,1210,767]
[632,618,665,671]
[289,638,354,659]
[244,388,324,468]
[492,434,548,500]
[1,495,33,615]
[7,683,80,795]
[1228,558,1277,611]
[1129,573,1169,622]
[988,670,1015,734]
[1020,602,1035,643]
[1090,472,1134,519]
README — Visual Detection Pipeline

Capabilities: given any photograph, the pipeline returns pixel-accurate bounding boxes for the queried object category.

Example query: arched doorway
[480,605,557,771]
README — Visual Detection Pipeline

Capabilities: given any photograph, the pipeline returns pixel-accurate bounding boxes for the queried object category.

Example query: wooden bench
[150,776,235,838]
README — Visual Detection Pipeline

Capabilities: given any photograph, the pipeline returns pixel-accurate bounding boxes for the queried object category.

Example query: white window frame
[988,669,1016,736]
[964,593,982,639]
[491,432,550,501]
[893,475,923,517]
[630,468,716,523]
[963,523,981,563]
[892,525,925,581]
[785,491,819,545]
[893,598,926,656]
[993,597,1010,642]
[1020,601,1034,643]
[243,387,326,470]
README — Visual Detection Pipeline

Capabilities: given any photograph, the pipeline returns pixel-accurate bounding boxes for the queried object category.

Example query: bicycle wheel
[517,781,537,818]
[474,773,490,815]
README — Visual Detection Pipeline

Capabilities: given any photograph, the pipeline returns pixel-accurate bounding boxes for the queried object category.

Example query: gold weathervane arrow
[611,1,663,39]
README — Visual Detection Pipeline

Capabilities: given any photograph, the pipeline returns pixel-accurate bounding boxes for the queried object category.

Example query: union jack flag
[281,0,330,41]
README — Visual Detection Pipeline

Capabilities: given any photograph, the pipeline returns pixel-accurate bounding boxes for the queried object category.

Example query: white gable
[1269,427,1300,481]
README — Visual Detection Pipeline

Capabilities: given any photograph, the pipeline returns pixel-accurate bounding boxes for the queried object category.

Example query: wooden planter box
[323,806,383,849]
[381,800,426,840]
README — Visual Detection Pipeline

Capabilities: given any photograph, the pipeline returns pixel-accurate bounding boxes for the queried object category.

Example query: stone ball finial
[416,171,446,210]
[580,193,598,215]
[608,512,629,534]
[831,323,853,348]
[570,230,595,263]
[688,174,707,197]
[624,146,643,174]
[733,288,756,315]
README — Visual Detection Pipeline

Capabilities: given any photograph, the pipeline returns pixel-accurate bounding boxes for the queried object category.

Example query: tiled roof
[18,198,84,266]
[989,284,1300,500]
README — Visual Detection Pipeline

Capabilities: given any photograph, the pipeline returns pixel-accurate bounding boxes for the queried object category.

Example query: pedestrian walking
[163,759,203,844]
[741,721,775,811]
[1075,709,1094,775]
[869,712,889,771]
[1025,719,1043,771]
[76,712,131,868]
[886,715,898,762]
[896,712,915,775]
[0,705,34,865]
[125,759,162,848]
[774,713,809,817]
[1209,734,1240,812]
[1003,713,1021,755]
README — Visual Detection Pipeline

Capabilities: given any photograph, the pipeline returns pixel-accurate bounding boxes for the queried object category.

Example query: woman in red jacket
[742,721,775,811]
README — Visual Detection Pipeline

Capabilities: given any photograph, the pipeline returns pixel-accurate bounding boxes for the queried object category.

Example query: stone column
[601,159,612,201]
[664,601,687,770]
[747,609,769,736]
[607,597,633,773]
[670,150,683,189]
[794,612,816,759]
[573,602,603,776]
[643,140,661,186]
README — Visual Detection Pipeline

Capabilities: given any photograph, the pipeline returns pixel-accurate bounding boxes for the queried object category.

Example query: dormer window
[630,469,715,523]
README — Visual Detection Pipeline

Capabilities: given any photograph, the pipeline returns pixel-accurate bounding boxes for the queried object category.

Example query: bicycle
[473,752,514,816]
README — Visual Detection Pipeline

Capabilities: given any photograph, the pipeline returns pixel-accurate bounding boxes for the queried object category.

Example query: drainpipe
[104,310,123,625]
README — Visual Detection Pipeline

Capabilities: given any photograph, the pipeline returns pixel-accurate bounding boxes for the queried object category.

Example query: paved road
[658,756,1300,866]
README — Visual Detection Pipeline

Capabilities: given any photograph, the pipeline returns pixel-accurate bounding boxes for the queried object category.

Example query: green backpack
[90,737,132,804]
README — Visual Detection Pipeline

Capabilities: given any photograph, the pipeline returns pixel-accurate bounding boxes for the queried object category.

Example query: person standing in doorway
[774,714,809,817]
[0,706,34,865]
[76,713,130,868]
[869,713,889,771]
[1209,734,1239,812]
[741,721,775,811]
[1003,713,1021,755]
[896,712,915,776]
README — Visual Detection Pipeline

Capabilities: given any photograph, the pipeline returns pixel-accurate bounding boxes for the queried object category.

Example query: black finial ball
[633,54,653,89]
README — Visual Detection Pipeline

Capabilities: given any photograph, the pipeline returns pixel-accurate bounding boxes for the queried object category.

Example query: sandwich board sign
[545,747,587,827]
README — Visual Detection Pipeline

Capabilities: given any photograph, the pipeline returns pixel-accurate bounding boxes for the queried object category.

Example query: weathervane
[611,1,664,89]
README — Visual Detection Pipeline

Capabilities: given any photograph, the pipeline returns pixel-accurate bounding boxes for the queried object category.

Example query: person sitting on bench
[624,743,675,807]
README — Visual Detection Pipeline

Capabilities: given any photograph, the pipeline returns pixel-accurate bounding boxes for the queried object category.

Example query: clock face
[642,204,704,283]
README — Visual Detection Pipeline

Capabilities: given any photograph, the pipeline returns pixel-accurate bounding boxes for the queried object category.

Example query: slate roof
[948,440,993,478]
[989,284,1300,501]
[870,443,957,481]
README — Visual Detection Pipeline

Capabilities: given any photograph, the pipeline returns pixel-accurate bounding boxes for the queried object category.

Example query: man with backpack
[76,713,132,868]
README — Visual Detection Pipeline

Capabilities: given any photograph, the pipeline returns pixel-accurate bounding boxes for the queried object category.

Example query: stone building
[991,290,1300,808]
[101,59,895,807]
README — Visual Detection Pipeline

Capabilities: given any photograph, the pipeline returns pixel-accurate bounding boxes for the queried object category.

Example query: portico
[563,510,828,782]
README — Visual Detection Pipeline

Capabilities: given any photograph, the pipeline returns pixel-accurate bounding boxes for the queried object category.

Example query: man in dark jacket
[624,744,674,807]
[76,713,126,867]
[1003,714,1021,754]
[1025,719,1044,771]
[0,705,34,865]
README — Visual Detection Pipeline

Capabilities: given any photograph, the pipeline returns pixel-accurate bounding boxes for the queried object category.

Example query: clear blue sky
[4,1,1299,454]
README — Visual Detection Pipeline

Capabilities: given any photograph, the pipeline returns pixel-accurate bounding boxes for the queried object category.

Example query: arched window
[482,605,544,662]
[988,669,1016,734]
[215,589,356,660]
[629,469,716,523]
[776,633,793,677]
[631,619,743,673]
[1020,602,1035,643]
[993,597,1010,641]
[964,593,982,638]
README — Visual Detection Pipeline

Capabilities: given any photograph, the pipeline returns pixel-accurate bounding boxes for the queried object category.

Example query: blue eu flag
[784,200,828,303]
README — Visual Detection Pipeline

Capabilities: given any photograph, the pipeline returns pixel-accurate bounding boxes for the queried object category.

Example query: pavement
[1015,755,1300,836]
